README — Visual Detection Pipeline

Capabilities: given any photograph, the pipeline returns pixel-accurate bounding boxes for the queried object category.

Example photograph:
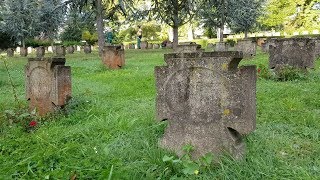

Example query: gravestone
[84,45,92,54]
[154,44,160,49]
[55,46,66,57]
[141,41,148,49]
[313,38,320,58]
[155,51,256,159]
[261,38,276,53]
[235,39,256,58]
[27,47,33,54]
[20,47,28,57]
[36,46,45,58]
[7,48,14,57]
[174,44,203,53]
[215,42,228,51]
[25,57,71,116]
[67,46,75,54]
[269,38,315,70]
[48,46,53,53]
[102,45,125,69]
[76,46,81,52]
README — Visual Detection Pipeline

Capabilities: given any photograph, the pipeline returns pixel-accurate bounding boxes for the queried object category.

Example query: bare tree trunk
[219,24,224,42]
[173,26,178,49]
[245,31,248,39]
[220,0,225,42]
[96,0,105,56]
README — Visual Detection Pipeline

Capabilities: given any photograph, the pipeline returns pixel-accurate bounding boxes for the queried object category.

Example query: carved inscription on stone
[155,51,256,159]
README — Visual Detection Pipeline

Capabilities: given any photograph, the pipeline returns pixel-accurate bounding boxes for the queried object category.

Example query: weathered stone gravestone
[141,41,148,49]
[84,45,92,54]
[235,39,256,58]
[155,51,256,159]
[313,38,320,58]
[215,42,229,51]
[102,45,125,69]
[174,44,203,53]
[261,39,276,53]
[36,46,45,58]
[269,38,315,70]
[25,57,72,116]
[154,44,160,49]
[20,47,28,57]
[55,45,66,57]
[67,46,75,54]
[7,48,14,57]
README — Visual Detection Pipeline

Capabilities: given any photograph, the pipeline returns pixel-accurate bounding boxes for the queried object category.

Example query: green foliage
[275,65,308,81]
[25,39,52,48]
[197,39,208,48]
[81,30,98,45]
[60,26,83,42]
[226,39,236,47]
[62,41,80,46]
[203,27,217,39]
[229,0,263,36]
[0,32,15,49]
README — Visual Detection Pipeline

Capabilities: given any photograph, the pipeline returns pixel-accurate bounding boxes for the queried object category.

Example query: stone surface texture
[84,45,92,54]
[269,38,315,69]
[235,39,256,58]
[174,44,203,53]
[36,46,45,58]
[20,47,28,57]
[25,57,71,116]
[313,38,320,58]
[67,46,75,54]
[215,42,229,51]
[55,46,66,57]
[7,48,14,57]
[102,45,125,69]
[155,51,256,159]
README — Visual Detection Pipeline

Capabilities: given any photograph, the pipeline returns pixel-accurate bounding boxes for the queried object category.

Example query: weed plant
[0,49,319,179]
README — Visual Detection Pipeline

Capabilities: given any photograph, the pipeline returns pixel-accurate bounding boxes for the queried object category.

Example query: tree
[153,0,200,48]
[1,0,39,47]
[37,0,65,41]
[199,0,232,42]
[229,0,263,38]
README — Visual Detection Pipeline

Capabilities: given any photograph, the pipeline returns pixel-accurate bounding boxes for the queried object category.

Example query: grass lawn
[0,48,319,179]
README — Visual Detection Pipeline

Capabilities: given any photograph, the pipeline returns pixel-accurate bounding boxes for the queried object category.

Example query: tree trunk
[219,24,224,42]
[96,0,105,56]
[173,26,179,49]
[244,31,248,39]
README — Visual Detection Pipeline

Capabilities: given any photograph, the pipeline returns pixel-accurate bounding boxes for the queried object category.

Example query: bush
[63,41,80,47]
[60,26,82,42]
[226,39,236,47]
[82,30,98,45]
[25,39,52,47]
[275,65,307,81]
[0,32,15,49]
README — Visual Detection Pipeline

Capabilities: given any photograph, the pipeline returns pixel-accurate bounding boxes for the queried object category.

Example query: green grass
[0,48,319,179]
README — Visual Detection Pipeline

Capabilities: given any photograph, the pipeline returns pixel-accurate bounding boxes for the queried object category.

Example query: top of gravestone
[164,51,243,59]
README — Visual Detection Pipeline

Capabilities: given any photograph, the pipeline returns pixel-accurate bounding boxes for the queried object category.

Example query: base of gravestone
[102,45,125,69]
[36,46,45,58]
[20,47,28,57]
[235,39,256,58]
[7,48,14,57]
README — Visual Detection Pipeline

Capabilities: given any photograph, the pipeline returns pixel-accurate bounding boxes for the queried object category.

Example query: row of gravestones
[25,43,253,161]
[25,37,316,161]
[6,45,93,57]
[123,41,172,49]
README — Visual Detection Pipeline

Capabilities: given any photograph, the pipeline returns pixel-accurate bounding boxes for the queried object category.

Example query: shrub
[274,65,307,81]
[226,39,236,47]
[25,39,52,47]
[82,30,98,45]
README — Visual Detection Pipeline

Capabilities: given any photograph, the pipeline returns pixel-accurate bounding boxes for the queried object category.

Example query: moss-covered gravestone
[174,44,203,53]
[25,57,71,116]
[155,51,256,159]
[102,45,125,69]
[235,39,256,58]
[269,38,315,70]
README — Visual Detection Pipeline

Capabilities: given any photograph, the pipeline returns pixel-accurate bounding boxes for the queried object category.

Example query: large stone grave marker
[269,38,315,70]
[215,42,229,51]
[7,48,14,57]
[25,57,71,116]
[313,38,320,58]
[174,43,203,53]
[84,45,92,54]
[20,47,28,57]
[155,51,256,159]
[235,39,256,58]
[36,46,45,58]
[102,45,125,69]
